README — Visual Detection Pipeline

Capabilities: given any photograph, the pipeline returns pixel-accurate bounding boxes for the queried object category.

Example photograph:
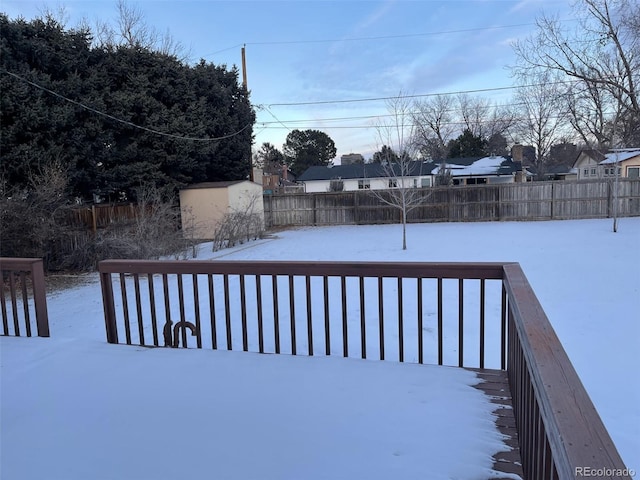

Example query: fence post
[550,182,555,219]
[31,259,50,337]
[100,270,119,344]
[354,191,359,224]
[313,193,317,225]
[91,205,97,233]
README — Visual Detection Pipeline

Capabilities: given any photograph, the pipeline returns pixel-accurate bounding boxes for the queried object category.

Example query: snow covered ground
[2,217,638,476]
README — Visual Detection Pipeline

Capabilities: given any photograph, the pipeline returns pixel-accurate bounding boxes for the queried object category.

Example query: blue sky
[3,0,574,160]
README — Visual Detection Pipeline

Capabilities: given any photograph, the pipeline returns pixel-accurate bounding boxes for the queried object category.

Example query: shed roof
[181,180,259,190]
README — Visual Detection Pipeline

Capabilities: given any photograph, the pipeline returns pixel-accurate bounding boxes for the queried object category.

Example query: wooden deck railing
[0,257,50,337]
[98,259,630,479]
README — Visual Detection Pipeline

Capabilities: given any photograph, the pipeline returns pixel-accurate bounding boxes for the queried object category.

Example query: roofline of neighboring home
[180,180,260,190]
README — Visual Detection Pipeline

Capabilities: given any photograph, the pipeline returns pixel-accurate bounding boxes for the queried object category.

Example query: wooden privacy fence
[263,179,640,226]
[99,259,630,479]
[0,258,50,337]
[67,203,151,232]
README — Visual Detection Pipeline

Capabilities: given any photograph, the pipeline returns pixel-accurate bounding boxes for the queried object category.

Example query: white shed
[179,180,264,240]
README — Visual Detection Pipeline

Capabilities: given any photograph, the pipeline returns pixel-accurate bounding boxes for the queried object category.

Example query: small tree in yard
[212,191,265,252]
[371,94,431,250]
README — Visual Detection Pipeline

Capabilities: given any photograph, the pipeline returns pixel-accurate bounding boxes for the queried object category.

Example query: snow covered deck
[1,336,521,480]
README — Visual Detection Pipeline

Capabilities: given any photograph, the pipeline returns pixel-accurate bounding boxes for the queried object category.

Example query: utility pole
[241,45,253,181]
[241,44,248,90]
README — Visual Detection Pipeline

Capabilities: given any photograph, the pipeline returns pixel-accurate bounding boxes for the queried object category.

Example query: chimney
[511,144,524,163]
[282,164,288,181]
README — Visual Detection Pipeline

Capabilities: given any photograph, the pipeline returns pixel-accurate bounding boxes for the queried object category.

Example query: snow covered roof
[432,155,520,177]
[598,148,640,165]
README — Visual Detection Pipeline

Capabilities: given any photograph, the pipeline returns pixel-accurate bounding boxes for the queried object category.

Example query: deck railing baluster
[148,274,159,346]
[437,277,443,365]
[177,274,187,348]
[133,274,144,346]
[193,274,202,349]
[9,273,19,336]
[458,279,463,367]
[479,279,485,368]
[397,277,403,363]
[208,275,217,350]
[256,275,264,353]
[359,276,365,359]
[306,275,313,356]
[323,275,330,355]
[19,272,31,337]
[272,275,280,354]
[240,275,248,351]
[417,278,423,364]
[378,276,384,361]
[289,275,296,355]
[223,274,231,350]
[1,276,9,335]
[162,274,170,346]
[119,273,131,344]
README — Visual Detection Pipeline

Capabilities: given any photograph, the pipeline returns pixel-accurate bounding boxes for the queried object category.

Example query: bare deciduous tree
[512,0,639,145]
[373,94,430,250]
[513,73,569,178]
[95,0,186,58]
[412,95,456,160]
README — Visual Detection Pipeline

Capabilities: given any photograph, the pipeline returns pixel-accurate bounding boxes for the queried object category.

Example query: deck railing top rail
[98,259,507,279]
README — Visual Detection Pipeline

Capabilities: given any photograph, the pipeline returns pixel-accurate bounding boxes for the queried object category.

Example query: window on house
[583,168,589,177]
[628,167,640,178]
[413,178,418,188]
[591,168,597,176]
[358,179,370,189]
[421,177,432,188]
[388,179,398,188]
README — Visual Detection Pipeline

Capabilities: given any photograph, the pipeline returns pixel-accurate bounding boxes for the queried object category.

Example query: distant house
[262,166,298,195]
[433,156,523,185]
[297,161,435,193]
[573,148,640,180]
[296,156,522,192]
[179,180,264,239]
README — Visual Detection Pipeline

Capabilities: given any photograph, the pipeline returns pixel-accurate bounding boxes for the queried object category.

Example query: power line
[245,23,540,46]
[3,69,252,142]
[261,80,581,107]
[197,20,580,59]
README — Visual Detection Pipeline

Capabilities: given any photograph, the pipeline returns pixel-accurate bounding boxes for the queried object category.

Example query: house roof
[297,156,521,182]
[297,161,438,181]
[572,148,640,167]
[431,156,521,177]
[599,148,640,165]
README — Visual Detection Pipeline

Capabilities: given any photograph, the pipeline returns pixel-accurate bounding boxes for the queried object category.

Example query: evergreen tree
[282,129,336,176]
[447,129,488,158]
[0,13,255,201]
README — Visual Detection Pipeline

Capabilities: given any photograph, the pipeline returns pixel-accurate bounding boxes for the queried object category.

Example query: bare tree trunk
[613,151,620,233]
[402,207,407,250]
